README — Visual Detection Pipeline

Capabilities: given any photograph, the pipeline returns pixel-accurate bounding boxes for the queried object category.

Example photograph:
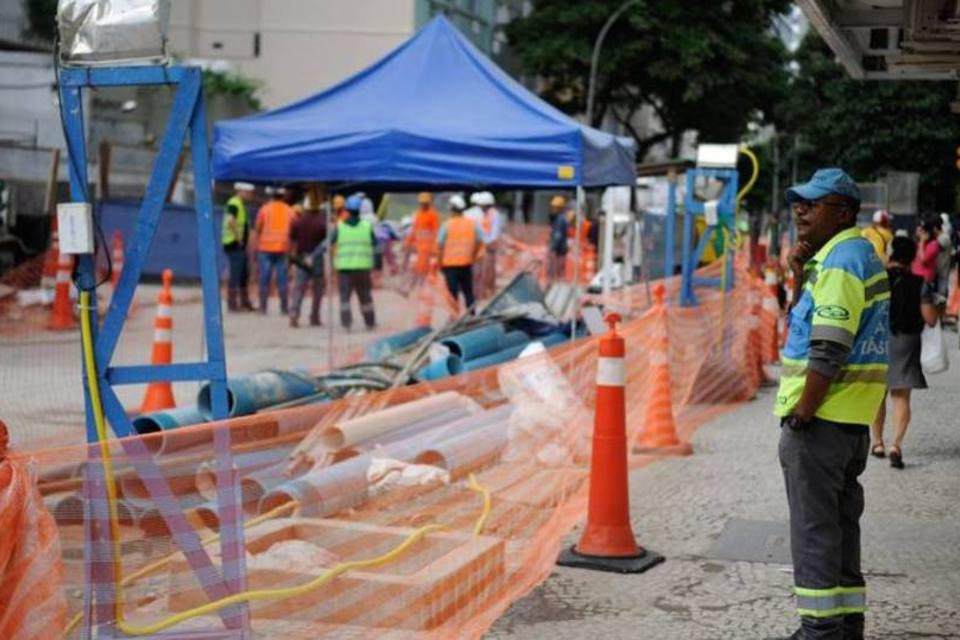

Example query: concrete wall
[169,0,417,108]
[0,51,63,150]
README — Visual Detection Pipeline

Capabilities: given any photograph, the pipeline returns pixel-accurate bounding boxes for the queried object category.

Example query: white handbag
[920,322,950,374]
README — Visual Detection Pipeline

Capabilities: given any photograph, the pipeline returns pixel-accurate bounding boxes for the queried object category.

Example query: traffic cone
[557,312,665,574]
[140,269,176,413]
[633,285,693,456]
[47,250,75,331]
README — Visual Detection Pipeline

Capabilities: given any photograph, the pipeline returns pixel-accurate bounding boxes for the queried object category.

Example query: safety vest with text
[334,220,375,271]
[256,201,293,253]
[222,195,248,246]
[775,228,890,425]
[441,216,479,267]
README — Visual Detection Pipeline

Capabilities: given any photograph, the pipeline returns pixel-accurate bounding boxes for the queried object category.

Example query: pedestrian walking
[404,192,440,287]
[288,206,327,328]
[547,196,570,284]
[870,236,933,469]
[438,194,484,312]
[221,182,256,312]
[254,187,295,314]
[913,216,942,322]
[776,168,889,640]
[935,214,953,306]
[331,194,377,330]
[861,209,893,265]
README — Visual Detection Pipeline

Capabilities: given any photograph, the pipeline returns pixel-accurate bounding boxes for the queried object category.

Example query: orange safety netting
[8,262,777,639]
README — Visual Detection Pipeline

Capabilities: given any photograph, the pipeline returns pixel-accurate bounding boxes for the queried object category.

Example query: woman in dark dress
[871,236,934,469]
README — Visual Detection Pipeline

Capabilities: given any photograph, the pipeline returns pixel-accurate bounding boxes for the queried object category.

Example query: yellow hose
[75,290,494,637]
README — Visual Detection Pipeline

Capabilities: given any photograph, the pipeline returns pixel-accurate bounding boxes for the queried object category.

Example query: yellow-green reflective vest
[221,195,248,246]
[334,220,374,271]
[775,228,890,425]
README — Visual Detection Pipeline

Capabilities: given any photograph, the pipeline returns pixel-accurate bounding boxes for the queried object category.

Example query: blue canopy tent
[213,15,635,189]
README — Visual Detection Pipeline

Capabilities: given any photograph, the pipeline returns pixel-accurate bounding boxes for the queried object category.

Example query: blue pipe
[365,326,432,361]
[461,342,530,372]
[538,331,572,348]
[196,369,320,420]
[441,324,506,360]
[417,355,464,381]
[497,330,530,351]
[132,405,206,435]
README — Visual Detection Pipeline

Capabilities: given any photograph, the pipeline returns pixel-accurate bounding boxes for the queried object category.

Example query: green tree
[777,33,959,212]
[505,0,792,159]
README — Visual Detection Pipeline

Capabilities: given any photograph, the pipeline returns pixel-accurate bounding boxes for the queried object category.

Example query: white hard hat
[477,192,495,206]
[872,209,889,224]
[449,194,467,211]
[469,192,482,205]
[233,182,255,192]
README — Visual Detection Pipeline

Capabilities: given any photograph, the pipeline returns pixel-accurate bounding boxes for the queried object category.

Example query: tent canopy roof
[213,15,635,189]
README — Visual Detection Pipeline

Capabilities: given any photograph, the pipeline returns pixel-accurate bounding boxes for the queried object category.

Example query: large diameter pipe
[497,330,531,351]
[415,406,511,478]
[259,408,504,517]
[440,324,507,360]
[194,444,296,501]
[417,355,463,381]
[312,391,479,452]
[365,326,432,361]
[197,369,320,420]
[461,342,530,372]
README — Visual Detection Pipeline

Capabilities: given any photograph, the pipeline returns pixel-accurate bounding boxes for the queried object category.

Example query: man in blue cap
[330,194,378,330]
[775,169,889,639]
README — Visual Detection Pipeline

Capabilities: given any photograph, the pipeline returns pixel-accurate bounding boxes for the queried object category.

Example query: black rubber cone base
[556,545,665,574]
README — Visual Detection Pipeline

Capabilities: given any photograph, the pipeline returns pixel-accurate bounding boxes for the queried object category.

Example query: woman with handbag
[872,236,936,469]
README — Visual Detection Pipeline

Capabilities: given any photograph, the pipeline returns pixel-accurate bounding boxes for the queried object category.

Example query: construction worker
[404,192,440,286]
[288,206,326,328]
[477,192,501,298]
[222,182,256,312]
[862,209,893,265]
[776,168,889,640]
[438,194,485,311]
[331,194,377,330]
[253,187,294,314]
[333,194,349,222]
[547,195,570,284]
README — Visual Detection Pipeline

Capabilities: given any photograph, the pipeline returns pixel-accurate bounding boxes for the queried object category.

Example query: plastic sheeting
[213,16,635,188]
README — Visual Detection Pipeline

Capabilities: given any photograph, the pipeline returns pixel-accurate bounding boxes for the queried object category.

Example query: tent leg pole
[326,192,335,372]
[571,186,584,341]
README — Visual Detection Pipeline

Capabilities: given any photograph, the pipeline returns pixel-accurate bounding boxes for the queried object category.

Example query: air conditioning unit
[58,0,171,66]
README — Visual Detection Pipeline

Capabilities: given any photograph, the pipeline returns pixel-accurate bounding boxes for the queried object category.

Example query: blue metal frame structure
[679,168,739,307]
[59,65,250,638]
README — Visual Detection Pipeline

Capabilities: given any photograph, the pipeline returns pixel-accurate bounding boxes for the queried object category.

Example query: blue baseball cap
[345,195,363,212]
[785,168,861,204]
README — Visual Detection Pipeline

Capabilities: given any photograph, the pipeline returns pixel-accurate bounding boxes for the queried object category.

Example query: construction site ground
[488,358,960,639]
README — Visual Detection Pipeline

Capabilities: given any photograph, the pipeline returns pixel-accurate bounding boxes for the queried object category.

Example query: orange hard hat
[550,195,566,208]
[417,192,433,204]
[332,195,345,209]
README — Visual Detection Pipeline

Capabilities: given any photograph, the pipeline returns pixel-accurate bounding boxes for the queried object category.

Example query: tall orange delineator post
[140,269,176,412]
[47,250,75,331]
[110,230,124,291]
[557,313,665,574]
[633,286,693,456]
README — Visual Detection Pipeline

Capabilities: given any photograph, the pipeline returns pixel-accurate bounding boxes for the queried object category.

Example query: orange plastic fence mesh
[10,265,776,639]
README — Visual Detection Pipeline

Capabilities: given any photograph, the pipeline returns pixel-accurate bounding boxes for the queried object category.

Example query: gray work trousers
[779,417,869,640]
[337,270,375,329]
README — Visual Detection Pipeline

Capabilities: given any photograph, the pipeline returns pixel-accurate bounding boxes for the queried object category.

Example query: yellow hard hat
[332,195,345,209]
[417,192,433,204]
[550,196,566,208]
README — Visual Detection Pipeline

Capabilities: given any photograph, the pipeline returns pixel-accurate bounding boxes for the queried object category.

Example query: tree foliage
[505,0,792,159]
[775,33,959,211]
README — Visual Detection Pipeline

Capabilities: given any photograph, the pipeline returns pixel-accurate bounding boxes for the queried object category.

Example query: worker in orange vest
[404,192,440,287]
[437,194,485,311]
[254,186,295,314]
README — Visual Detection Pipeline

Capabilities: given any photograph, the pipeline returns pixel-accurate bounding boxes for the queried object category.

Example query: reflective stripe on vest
[334,220,374,271]
[257,201,293,253]
[795,586,866,618]
[222,195,248,246]
[441,217,478,267]
[775,228,890,424]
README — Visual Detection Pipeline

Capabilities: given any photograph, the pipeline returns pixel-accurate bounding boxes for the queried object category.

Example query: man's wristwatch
[784,414,812,432]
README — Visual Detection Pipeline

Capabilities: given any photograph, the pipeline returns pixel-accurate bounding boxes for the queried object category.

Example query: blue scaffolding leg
[663,178,677,280]
[59,65,250,638]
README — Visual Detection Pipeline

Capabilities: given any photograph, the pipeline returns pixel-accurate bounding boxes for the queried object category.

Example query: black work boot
[226,288,239,312]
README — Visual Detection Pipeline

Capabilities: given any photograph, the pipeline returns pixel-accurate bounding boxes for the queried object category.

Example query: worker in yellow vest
[437,194,485,311]
[253,186,294,314]
[861,209,893,265]
[331,194,377,329]
[222,182,256,312]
